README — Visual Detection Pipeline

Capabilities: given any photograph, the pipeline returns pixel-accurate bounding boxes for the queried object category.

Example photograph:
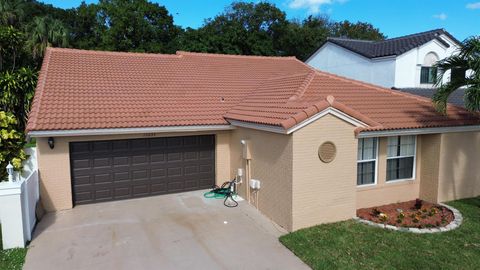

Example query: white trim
[358,125,480,138]
[286,108,367,134]
[227,120,286,134]
[385,135,417,182]
[28,125,235,137]
[228,108,367,135]
[356,137,379,187]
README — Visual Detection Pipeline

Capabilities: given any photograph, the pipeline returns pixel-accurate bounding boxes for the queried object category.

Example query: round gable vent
[318,141,336,163]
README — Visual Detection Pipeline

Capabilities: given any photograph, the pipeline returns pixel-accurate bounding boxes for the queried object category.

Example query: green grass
[280,197,480,270]
[0,228,27,270]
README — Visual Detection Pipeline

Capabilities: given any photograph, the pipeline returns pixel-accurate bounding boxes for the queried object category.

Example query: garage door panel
[114,171,130,182]
[71,135,215,205]
[94,173,112,184]
[150,153,165,163]
[92,141,111,153]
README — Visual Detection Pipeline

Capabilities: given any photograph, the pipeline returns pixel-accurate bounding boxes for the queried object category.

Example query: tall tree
[433,36,480,113]
[279,15,332,60]
[97,0,180,53]
[179,2,288,56]
[69,2,104,50]
[332,20,385,40]
[27,16,69,59]
[0,0,25,26]
[0,26,25,71]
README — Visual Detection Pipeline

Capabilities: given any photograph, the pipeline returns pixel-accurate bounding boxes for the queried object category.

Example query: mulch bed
[357,199,454,229]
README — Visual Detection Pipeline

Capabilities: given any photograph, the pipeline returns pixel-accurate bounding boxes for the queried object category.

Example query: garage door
[70,135,215,205]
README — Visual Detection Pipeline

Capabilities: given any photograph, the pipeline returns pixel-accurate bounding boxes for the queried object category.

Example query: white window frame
[357,138,379,187]
[386,135,417,183]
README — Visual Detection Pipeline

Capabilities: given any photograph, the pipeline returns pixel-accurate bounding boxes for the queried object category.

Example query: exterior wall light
[6,163,14,182]
[48,137,55,149]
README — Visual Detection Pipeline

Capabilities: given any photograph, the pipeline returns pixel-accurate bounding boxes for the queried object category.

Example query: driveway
[24,190,309,270]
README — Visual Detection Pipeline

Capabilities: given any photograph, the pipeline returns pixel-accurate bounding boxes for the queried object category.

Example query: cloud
[433,13,447,20]
[466,2,480,9]
[288,0,346,14]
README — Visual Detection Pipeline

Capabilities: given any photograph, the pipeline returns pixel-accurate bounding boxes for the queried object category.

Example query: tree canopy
[434,36,480,113]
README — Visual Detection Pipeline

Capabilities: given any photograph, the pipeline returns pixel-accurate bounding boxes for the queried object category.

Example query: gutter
[357,125,480,138]
[28,125,235,138]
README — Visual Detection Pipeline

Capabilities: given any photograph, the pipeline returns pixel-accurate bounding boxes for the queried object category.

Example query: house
[306,29,463,101]
[27,48,480,232]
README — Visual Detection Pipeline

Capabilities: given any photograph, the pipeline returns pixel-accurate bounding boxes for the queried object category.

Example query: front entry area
[70,135,216,205]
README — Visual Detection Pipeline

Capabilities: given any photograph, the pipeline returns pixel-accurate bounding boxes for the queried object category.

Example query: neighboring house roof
[393,87,466,108]
[27,48,480,134]
[323,29,460,59]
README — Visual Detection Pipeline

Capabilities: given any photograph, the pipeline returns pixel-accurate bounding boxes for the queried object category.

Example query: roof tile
[27,48,480,134]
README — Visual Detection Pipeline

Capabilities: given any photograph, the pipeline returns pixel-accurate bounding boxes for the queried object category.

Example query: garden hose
[204,179,238,207]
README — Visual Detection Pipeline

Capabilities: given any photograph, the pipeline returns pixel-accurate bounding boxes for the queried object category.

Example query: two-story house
[306,29,466,107]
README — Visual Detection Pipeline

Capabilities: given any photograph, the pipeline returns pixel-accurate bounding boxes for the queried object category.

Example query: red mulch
[357,199,454,229]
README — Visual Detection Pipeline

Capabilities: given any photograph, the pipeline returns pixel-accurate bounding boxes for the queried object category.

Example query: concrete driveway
[24,190,309,270]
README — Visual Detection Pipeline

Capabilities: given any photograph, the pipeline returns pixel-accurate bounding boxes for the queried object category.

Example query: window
[420,66,437,84]
[386,136,416,181]
[357,138,378,186]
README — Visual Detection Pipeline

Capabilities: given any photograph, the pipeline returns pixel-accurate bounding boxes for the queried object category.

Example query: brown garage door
[70,135,215,205]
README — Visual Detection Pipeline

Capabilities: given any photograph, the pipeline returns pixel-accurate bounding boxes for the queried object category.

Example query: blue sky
[42,0,480,40]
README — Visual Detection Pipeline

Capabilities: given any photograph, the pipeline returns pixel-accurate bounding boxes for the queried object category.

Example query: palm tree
[0,0,25,26]
[27,16,69,59]
[433,36,480,113]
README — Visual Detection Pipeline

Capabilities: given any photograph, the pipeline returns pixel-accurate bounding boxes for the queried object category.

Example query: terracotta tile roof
[225,68,480,130]
[27,48,307,131]
[27,48,480,134]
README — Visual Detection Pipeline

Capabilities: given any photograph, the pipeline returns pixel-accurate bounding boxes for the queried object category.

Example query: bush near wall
[0,111,27,180]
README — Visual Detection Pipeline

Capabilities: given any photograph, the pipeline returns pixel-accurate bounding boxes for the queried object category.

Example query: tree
[0,111,27,180]
[433,36,480,113]
[0,0,25,26]
[0,67,37,130]
[27,16,69,59]
[179,2,288,56]
[0,25,25,71]
[279,15,332,60]
[69,2,104,50]
[97,0,180,53]
[331,20,385,40]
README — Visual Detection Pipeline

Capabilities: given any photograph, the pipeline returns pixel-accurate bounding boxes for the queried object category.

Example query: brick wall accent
[230,128,294,231]
[292,114,357,230]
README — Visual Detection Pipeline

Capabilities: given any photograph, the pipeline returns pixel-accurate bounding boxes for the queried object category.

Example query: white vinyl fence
[0,147,39,249]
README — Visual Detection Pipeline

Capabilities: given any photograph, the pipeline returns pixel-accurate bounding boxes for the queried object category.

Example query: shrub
[414,199,423,210]
[0,111,27,180]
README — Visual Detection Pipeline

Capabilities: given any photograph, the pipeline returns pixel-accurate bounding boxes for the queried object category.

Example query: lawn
[280,197,480,270]
[0,229,27,270]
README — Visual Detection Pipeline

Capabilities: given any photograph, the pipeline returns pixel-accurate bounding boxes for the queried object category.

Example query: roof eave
[357,125,480,138]
[28,125,235,138]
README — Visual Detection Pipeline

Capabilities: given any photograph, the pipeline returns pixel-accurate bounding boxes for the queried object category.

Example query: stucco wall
[36,131,231,211]
[306,43,396,88]
[291,114,357,230]
[394,35,460,88]
[356,137,421,209]
[437,131,480,202]
[230,127,294,231]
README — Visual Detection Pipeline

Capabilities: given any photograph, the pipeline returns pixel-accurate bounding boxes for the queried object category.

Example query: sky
[41,0,480,40]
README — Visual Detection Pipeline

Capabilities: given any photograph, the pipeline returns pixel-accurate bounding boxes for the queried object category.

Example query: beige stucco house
[27,48,480,232]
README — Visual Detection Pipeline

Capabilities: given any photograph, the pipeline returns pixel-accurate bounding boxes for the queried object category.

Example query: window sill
[356,183,377,188]
[386,178,415,184]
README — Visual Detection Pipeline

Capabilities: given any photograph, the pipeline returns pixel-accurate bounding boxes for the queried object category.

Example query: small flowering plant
[356,199,455,229]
